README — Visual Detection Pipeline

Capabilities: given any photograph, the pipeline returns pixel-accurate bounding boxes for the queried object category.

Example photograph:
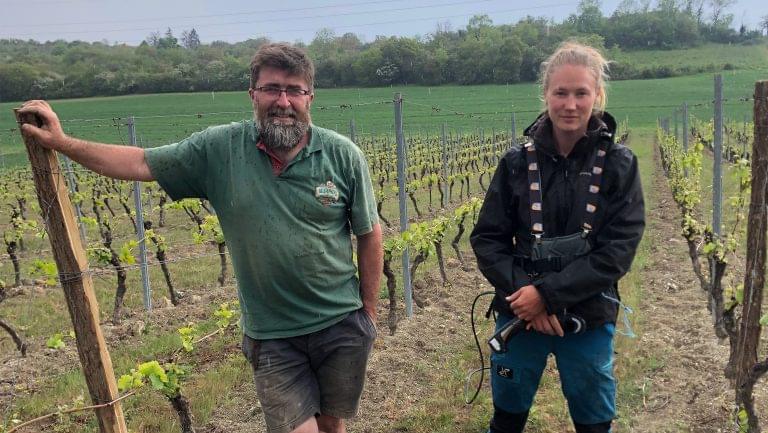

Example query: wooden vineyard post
[733,81,768,431]
[14,110,128,433]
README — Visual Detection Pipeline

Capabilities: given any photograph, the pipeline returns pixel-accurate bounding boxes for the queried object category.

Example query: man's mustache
[267,108,298,119]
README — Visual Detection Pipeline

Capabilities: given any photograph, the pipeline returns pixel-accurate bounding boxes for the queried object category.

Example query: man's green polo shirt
[144,121,378,339]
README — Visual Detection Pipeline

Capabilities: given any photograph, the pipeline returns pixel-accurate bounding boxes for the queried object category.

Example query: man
[19,42,383,433]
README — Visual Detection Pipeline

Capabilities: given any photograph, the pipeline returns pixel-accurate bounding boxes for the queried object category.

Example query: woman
[470,41,645,433]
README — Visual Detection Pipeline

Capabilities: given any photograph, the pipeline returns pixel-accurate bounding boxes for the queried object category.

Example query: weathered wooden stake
[14,110,128,433]
[733,81,768,432]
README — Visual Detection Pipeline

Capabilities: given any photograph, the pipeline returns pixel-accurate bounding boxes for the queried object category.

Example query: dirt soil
[623,146,749,433]
[1,143,766,432]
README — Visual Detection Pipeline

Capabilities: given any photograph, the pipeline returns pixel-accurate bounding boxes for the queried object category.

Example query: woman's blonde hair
[540,41,610,113]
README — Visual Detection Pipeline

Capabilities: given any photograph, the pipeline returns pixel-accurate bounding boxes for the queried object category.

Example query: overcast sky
[1,0,766,46]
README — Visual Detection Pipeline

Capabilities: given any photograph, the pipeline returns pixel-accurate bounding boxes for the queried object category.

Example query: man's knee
[317,414,345,433]
[289,416,319,433]
[489,406,528,433]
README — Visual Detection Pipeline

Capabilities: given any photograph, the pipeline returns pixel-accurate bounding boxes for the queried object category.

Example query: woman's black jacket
[470,112,645,328]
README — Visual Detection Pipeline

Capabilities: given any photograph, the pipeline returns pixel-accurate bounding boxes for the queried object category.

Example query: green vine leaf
[46,333,65,350]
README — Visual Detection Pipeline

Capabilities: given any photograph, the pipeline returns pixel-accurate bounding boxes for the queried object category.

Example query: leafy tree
[709,0,736,25]
[146,29,179,49]
[161,28,179,49]
[418,47,450,85]
[466,14,494,39]
[352,47,385,86]
[328,33,364,86]
[181,28,201,50]
[0,63,38,102]
[377,37,425,85]
[606,7,700,48]
[337,32,363,53]
[571,0,606,34]
[308,28,344,87]
[493,34,526,83]
[614,0,639,16]
[684,0,708,25]
[452,37,494,84]
[309,28,337,57]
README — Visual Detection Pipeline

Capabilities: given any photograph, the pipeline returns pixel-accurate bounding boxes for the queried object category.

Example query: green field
[611,43,768,72]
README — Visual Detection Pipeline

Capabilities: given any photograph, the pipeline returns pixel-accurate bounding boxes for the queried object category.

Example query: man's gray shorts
[241,308,377,433]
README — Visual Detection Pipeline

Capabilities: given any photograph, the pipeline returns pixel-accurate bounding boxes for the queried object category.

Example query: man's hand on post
[17,100,154,182]
[17,100,71,152]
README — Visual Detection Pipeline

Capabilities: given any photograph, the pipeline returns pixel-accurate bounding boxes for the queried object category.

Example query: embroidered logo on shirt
[315,181,339,206]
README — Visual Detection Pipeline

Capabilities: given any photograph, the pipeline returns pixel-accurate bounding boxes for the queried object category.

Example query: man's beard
[257,107,310,151]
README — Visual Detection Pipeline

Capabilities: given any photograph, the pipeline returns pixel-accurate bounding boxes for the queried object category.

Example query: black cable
[465,290,496,405]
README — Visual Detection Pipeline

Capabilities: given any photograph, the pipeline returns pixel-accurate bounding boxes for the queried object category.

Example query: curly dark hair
[249,42,315,91]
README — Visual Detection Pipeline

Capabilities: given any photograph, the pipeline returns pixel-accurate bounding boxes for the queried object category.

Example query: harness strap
[524,142,544,241]
[583,139,609,232]
[524,138,610,237]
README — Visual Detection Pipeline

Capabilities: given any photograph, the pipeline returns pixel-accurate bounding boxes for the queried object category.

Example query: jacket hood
[523,111,617,157]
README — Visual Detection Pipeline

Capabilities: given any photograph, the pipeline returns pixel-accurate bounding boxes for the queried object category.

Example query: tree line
[0,0,766,102]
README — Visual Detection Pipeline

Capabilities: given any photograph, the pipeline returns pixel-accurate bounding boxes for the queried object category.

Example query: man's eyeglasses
[254,86,312,98]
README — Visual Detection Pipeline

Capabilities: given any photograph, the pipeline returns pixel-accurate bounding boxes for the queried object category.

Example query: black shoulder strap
[524,142,544,242]
[582,139,609,233]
